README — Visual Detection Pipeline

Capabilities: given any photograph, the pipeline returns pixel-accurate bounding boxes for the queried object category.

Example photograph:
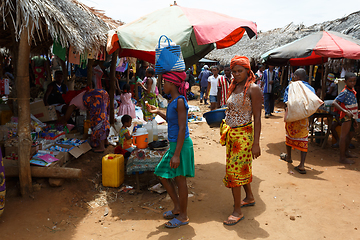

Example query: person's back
[199,69,211,87]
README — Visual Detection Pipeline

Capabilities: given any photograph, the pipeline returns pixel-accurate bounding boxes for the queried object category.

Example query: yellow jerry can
[102,154,124,187]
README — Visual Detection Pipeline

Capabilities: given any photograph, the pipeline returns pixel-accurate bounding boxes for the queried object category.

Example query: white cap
[204,65,209,69]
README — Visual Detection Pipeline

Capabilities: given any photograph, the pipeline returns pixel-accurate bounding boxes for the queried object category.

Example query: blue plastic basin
[203,108,226,127]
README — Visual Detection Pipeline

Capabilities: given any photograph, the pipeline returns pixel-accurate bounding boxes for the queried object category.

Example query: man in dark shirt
[43,70,68,113]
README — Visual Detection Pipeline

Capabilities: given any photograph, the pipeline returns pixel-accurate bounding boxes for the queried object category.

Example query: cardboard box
[30,100,58,122]
[45,142,92,163]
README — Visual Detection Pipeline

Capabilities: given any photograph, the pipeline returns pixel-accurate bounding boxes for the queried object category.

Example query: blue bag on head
[155,35,185,74]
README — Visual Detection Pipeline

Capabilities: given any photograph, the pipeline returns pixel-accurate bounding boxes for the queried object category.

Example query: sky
[79,0,359,31]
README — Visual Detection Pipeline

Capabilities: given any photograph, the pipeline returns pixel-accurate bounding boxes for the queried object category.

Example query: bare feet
[340,158,355,164]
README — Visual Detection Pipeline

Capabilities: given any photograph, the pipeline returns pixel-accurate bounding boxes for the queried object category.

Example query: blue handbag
[155,35,185,74]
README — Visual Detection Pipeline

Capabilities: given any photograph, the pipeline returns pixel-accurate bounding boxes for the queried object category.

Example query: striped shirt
[217,75,231,106]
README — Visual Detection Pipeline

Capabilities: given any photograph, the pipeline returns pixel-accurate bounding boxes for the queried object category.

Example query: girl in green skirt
[147,71,194,228]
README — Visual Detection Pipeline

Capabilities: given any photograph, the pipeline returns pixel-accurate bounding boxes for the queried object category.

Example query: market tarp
[108,5,257,66]
[261,31,360,66]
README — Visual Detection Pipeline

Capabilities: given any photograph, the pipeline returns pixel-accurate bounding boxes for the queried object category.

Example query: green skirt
[154,137,195,179]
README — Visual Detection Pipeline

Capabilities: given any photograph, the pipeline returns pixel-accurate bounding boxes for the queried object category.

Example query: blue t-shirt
[166,95,189,142]
[283,81,315,103]
[198,70,211,87]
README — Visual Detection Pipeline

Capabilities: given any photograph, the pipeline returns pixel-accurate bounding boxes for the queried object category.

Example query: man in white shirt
[207,66,221,110]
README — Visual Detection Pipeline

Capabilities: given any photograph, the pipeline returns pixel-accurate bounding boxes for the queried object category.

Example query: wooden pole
[280,66,285,86]
[109,49,119,125]
[158,74,163,95]
[309,65,313,84]
[321,65,329,100]
[16,25,33,196]
[87,58,94,88]
[4,165,82,179]
[126,64,130,84]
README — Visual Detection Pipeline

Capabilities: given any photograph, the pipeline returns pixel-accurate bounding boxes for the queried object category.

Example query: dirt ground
[1,86,360,240]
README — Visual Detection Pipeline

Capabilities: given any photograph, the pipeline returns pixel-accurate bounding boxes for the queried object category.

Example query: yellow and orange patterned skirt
[220,121,253,188]
[285,118,309,152]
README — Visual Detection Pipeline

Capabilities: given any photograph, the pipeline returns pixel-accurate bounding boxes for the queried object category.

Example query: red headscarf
[162,71,189,100]
[228,56,256,102]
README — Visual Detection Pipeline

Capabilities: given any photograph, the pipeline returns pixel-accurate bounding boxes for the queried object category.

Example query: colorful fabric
[218,75,231,106]
[126,146,169,174]
[285,118,309,152]
[52,40,66,61]
[34,66,45,87]
[119,127,133,149]
[335,86,358,120]
[0,150,5,217]
[118,93,136,118]
[162,72,188,99]
[220,120,253,188]
[225,91,252,127]
[83,89,110,147]
[140,92,158,121]
[228,56,256,102]
[154,137,195,179]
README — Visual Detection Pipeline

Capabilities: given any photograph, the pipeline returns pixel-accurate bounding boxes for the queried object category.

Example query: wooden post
[309,65,313,84]
[321,65,329,100]
[126,65,130,84]
[59,58,67,85]
[109,49,119,125]
[87,58,94,88]
[16,25,33,196]
[158,74,163,95]
[280,66,285,86]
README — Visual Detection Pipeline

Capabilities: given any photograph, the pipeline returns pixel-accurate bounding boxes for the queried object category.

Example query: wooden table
[309,113,334,148]
[126,146,169,191]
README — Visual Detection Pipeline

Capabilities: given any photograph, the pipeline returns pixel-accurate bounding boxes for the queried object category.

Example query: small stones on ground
[61,207,69,213]
[290,215,296,221]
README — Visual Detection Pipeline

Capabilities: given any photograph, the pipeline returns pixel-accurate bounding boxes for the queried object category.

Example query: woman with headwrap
[220,56,262,225]
[147,71,194,228]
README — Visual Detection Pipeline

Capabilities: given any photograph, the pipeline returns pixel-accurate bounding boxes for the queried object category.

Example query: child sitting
[118,115,136,158]
[332,72,358,164]
[118,84,136,119]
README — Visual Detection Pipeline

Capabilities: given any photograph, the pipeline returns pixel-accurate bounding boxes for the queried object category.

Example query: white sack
[284,81,324,122]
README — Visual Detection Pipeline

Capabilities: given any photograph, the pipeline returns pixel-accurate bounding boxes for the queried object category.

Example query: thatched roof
[206,11,360,64]
[0,0,121,54]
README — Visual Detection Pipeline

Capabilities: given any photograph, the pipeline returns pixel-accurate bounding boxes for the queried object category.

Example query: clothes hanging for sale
[53,40,66,61]
[93,65,103,89]
[69,46,80,65]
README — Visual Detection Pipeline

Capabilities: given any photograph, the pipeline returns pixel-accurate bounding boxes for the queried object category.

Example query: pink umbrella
[107,4,257,65]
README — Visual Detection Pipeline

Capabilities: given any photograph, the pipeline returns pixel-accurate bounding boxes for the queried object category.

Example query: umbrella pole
[308,65,313,84]
[321,64,329,100]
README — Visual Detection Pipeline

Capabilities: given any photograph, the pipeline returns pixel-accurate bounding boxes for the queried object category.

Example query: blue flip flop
[241,201,255,208]
[163,210,179,220]
[165,218,189,228]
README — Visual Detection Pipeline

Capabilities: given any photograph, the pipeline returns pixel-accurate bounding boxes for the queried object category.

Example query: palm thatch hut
[206,11,360,64]
[0,0,121,196]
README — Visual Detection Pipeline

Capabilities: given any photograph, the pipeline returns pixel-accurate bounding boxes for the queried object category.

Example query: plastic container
[144,122,153,142]
[152,118,158,141]
[102,154,125,187]
[132,128,148,149]
[203,108,226,127]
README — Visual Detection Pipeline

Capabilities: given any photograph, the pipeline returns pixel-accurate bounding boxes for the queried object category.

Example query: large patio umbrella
[107,4,257,65]
[261,31,360,66]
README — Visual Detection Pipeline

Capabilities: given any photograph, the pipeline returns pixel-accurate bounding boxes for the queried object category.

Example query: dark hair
[210,65,219,71]
[224,64,230,69]
[146,67,155,76]
[294,68,307,80]
[54,70,63,76]
[345,72,356,81]
[121,114,132,125]
[123,83,131,93]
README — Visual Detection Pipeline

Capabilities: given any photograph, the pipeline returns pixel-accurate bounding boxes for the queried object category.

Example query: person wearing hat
[198,65,211,104]
[325,73,338,100]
